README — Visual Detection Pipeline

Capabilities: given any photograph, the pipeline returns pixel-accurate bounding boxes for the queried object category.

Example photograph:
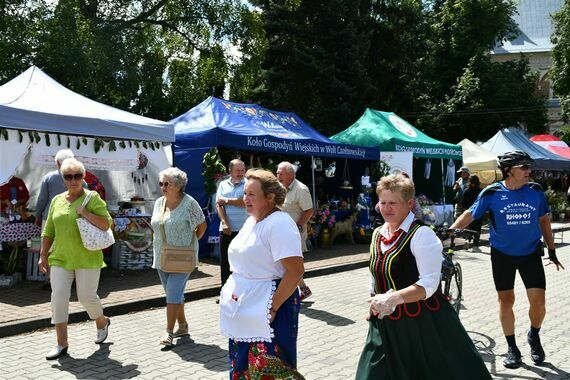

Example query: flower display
[313,208,336,228]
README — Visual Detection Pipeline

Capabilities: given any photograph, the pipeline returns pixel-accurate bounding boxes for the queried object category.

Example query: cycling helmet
[497,151,534,169]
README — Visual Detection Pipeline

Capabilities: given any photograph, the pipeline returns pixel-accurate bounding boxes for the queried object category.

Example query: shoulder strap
[159,197,196,247]
[80,190,95,208]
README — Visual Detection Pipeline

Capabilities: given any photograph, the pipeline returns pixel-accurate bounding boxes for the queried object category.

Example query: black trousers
[220,232,238,287]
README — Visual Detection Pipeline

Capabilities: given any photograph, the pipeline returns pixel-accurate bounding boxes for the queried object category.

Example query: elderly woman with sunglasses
[38,158,113,360]
[151,167,207,346]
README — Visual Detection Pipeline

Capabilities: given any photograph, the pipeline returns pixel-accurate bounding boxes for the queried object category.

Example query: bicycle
[434,227,478,315]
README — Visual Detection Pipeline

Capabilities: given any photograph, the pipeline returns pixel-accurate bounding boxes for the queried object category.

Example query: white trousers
[50,266,104,324]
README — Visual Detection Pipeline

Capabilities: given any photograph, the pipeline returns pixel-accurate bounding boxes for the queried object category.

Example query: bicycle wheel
[445,262,463,314]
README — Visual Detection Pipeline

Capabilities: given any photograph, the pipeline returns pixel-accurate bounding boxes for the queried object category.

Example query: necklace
[380,228,403,245]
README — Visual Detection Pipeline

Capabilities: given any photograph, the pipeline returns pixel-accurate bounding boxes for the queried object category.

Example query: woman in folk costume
[219,169,305,379]
[356,173,490,379]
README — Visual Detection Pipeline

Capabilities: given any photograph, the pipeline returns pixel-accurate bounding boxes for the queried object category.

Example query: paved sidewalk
[0,237,569,379]
[0,242,369,337]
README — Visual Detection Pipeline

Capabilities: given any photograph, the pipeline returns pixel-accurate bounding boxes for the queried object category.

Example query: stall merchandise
[330,108,462,207]
[173,97,381,253]
[482,127,570,170]
[0,66,175,273]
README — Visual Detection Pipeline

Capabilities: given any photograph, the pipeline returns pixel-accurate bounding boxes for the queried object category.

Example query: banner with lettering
[172,97,380,160]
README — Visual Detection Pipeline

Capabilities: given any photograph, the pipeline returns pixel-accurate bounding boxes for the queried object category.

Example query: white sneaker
[46,345,68,360]
[95,317,111,344]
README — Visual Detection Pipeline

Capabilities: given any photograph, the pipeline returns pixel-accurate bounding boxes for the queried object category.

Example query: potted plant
[0,245,23,287]
[557,200,569,221]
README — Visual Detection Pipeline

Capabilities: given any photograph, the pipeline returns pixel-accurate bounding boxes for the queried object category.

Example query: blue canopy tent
[172,96,380,206]
[482,127,570,170]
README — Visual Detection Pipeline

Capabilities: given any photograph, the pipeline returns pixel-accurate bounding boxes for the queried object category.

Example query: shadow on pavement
[51,343,140,379]
[166,335,228,372]
[300,303,356,326]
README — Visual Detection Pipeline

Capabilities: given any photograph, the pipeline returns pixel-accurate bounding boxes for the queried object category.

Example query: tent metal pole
[311,155,317,209]
[441,159,446,205]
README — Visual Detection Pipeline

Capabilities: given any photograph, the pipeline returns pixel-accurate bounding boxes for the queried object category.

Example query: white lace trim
[221,280,277,343]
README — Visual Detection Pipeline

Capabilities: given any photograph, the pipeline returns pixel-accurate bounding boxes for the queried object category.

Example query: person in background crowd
[453,166,470,219]
[38,158,112,360]
[35,149,75,291]
[220,169,305,379]
[277,161,314,301]
[215,159,247,291]
[84,171,106,200]
[0,176,30,216]
[356,173,490,379]
[450,151,565,369]
[461,175,483,246]
[151,167,206,347]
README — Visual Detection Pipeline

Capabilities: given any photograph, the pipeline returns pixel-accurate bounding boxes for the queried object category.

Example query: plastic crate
[26,248,47,281]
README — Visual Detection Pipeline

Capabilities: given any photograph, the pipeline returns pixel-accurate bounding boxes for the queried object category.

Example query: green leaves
[552,2,570,121]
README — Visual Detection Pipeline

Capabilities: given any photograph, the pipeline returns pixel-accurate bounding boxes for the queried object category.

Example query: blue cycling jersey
[469,182,549,256]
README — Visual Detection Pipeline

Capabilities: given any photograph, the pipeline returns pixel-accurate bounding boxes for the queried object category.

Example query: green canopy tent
[331,109,463,205]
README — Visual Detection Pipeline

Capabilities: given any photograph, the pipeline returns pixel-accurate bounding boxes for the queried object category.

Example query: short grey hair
[278,161,297,175]
[228,159,245,171]
[60,158,85,175]
[55,149,75,165]
[160,167,188,191]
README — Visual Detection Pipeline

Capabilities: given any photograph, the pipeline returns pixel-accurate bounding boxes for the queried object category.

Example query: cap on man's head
[457,166,470,174]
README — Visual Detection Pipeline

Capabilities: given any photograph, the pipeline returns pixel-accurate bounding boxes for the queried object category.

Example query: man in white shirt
[216,159,247,288]
[277,161,314,300]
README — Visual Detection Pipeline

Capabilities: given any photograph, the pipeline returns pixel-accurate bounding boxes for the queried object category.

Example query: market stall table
[1,222,41,247]
[111,215,153,270]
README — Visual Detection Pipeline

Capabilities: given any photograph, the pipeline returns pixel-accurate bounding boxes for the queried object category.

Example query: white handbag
[76,191,115,251]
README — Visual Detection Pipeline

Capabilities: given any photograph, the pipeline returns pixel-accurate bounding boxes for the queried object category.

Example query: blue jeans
[157,269,190,304]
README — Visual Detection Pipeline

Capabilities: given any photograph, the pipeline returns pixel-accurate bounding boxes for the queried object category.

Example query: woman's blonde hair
[376,173,415,201]
[246,169,287,206]
[59,158,85,175]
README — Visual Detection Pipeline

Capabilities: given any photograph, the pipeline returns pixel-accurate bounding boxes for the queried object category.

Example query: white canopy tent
[0,66,174,203]
[458,138,500,185]
[0,66,174,141]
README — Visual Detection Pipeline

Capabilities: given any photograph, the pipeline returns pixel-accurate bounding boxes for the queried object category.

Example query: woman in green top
[38,158,113,360]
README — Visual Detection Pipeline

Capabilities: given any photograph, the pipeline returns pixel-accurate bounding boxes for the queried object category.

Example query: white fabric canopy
[458,138,498,172]
[0,129,31,185]
[0,66,174,142]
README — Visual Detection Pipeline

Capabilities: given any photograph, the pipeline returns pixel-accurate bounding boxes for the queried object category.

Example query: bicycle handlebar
[434,227,479,242]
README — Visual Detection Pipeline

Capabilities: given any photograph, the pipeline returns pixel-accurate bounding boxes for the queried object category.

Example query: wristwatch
[225,198,229,205]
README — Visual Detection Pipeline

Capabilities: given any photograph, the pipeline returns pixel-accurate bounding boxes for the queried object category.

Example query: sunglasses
[63,173,83,181]
[159,181,169,187]
[514,165,531,170]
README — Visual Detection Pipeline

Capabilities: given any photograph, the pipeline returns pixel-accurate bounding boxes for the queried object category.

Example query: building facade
[491,0,565,133]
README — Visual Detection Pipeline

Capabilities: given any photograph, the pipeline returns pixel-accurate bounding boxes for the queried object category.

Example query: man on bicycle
[450,151,565,369]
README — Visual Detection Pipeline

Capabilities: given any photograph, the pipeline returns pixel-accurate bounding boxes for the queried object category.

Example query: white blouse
[228,211,303,280]
[369,212,443,299]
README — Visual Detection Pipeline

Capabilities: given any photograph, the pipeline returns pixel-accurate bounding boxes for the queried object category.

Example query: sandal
[173,322,189,337]
[159,331,174,346]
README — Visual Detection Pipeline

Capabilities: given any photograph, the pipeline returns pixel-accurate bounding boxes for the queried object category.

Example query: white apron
[219,273,276,342]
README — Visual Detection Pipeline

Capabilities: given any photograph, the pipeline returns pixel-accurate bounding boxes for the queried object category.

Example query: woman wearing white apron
[219,169,305,379]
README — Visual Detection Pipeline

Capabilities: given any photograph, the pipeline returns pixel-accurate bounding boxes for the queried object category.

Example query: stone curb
[0,259,370,338]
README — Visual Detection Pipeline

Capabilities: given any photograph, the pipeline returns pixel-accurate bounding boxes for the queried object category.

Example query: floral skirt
[229,288,304,380]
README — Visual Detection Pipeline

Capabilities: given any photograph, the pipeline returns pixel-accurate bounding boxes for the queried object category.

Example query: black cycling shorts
[490,247,546,291]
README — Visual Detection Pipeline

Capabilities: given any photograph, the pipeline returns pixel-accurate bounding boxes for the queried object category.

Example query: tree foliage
[552,0,570,122]
[427,54,547,142]
[0,0,550,142]
[0,0,258,120]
